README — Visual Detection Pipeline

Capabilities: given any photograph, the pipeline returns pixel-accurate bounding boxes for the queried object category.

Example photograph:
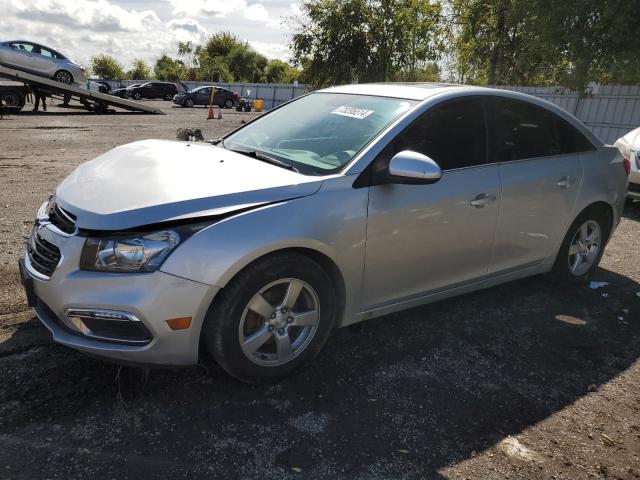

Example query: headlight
[80,230,180,272]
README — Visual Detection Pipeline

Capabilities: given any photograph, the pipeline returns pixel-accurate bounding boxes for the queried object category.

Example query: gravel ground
[0,100,639,479]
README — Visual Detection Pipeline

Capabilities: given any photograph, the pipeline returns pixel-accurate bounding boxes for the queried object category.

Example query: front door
[362,97,501,309]
[198,87,211,105]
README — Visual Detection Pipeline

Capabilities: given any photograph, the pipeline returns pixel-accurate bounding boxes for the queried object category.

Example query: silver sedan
[0,40,87,86]
[20,84,628,382]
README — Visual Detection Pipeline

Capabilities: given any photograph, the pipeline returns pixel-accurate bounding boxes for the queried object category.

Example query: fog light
[166,317,192,330]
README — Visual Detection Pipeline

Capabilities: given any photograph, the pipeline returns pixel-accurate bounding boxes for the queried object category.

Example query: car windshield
[223,93,415,175]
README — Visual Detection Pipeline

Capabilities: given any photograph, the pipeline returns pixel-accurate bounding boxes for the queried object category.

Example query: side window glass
[490,97,561,161]
[392,97,487,170]
[556,117,595,153]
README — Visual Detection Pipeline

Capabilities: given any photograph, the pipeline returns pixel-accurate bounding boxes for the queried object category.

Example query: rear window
[489,97,594,162]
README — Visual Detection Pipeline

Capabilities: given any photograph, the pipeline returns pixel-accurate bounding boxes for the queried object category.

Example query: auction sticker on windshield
[330,105,374,120]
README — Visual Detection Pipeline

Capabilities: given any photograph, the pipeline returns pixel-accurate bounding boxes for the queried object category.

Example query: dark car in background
[128,81,179,101]
[112,83,139,98]
[173,86,238,108]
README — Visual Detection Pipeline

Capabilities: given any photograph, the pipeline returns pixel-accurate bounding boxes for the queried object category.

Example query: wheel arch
[212,246,346,319]
[574,200,615,242]
[196,246,348,359]
[53,69,73,83]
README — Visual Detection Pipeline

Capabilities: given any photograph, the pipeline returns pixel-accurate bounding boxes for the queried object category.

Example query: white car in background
[0,40,87,87]
[614,126,640,199]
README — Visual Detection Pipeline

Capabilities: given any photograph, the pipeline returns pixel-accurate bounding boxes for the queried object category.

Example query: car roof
[318,82,477,100]
[3,40,66,58]
[317,82,603,147]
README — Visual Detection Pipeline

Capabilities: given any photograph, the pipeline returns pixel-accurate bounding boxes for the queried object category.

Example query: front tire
[132,92,142,100]
[224,98,233,109]
[202,252,338,383]
[184,98,194,108]
[551,205,611,284]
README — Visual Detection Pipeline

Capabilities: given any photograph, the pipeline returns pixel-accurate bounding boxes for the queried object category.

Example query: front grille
[28,232,61,277]
[48,202,76,234]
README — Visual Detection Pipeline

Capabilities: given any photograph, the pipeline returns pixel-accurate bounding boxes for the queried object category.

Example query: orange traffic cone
[207,102,215,119]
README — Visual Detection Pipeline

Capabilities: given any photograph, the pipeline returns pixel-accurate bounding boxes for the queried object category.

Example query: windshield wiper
[227,148,299,173]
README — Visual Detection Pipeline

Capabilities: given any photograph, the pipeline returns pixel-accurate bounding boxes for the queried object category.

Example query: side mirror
[386,150,442,185]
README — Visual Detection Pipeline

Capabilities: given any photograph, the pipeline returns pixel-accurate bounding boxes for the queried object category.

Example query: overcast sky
[1,0,301,69]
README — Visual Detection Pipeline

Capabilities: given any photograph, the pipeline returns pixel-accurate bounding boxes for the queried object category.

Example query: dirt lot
[1,100,639,479]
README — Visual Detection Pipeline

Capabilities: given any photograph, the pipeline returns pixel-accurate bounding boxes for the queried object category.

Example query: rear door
[487,96,591,273]
[31,46,58,75]
[362,96,501,308]
[3,42,35,69]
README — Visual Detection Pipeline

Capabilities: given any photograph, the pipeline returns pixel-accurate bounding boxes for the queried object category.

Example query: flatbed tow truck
[0,65,164,114]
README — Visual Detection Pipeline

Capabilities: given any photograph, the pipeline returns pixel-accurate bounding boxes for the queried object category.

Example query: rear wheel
[202,252,337,383]
[551,206,611,284]
[54,70,73,84]
[164,93,173,101]
[0,90,24,110]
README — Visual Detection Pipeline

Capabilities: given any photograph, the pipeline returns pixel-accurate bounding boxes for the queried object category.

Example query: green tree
[126,59,152,80]
[291,0,443,86]
[90,54,125,79]
[154,54,186,81]
[265,60,301,83]
[446,0,640,89]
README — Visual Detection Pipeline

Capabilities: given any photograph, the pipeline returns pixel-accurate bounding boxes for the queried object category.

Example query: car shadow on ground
[1,264,639,479]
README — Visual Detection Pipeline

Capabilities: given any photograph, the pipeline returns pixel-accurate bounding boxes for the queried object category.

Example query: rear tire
[54,70,73,84]
[0,90,24,110]
[202,252,338,383]
[551,205,611,284]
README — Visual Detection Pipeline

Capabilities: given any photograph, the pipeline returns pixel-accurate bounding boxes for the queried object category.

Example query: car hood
[55,139,323,231]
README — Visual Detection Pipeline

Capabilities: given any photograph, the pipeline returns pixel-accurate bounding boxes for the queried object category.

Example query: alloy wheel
[568,220,601,276]
[238,278,320,366]
[55,71,72,84]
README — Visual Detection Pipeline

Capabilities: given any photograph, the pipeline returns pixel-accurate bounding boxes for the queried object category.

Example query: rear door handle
[469,193,497,208]
[557,176,574,188]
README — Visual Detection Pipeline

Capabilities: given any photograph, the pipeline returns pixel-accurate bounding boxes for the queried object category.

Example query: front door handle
[557,176,574,188]
[469,193,497,208]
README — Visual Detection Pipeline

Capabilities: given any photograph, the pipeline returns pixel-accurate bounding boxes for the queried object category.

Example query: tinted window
[489,97,594,162]
[389,97,487,170]
[556,117,595,153]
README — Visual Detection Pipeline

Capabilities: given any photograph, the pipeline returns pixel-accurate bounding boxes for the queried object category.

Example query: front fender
[160,175,369,325]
